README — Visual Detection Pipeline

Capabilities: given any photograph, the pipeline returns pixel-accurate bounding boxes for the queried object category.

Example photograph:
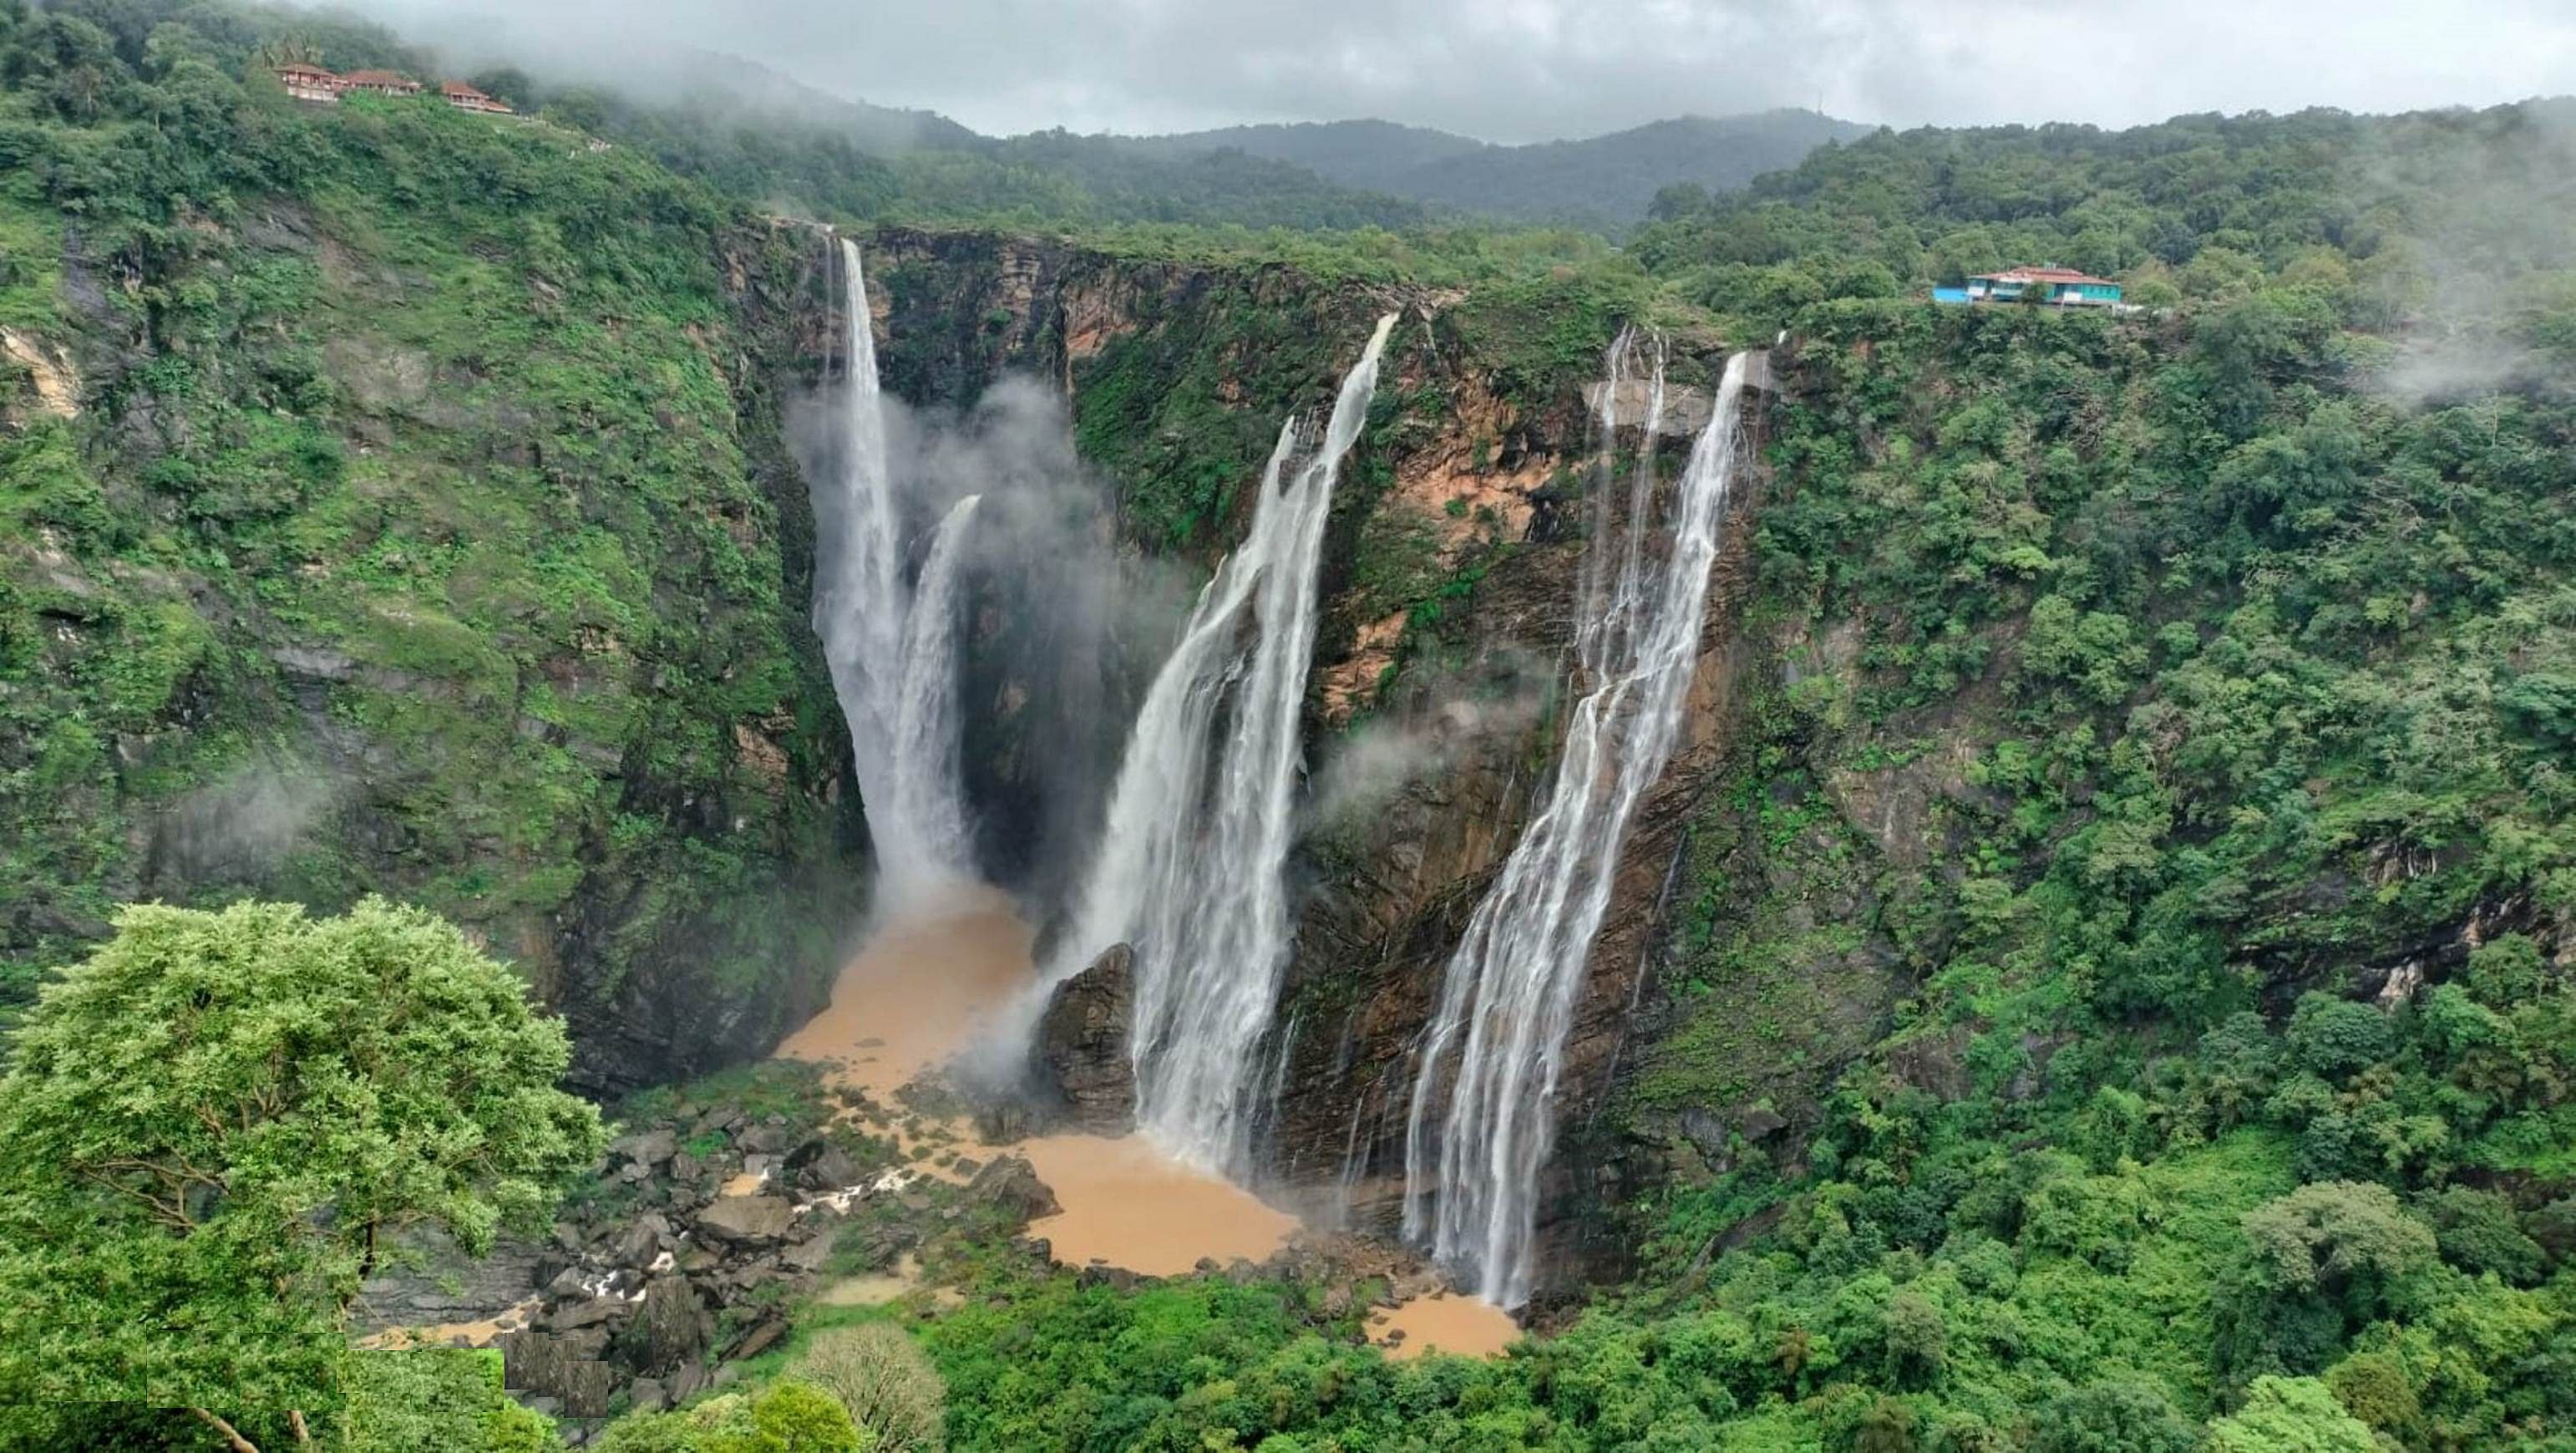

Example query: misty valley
[4,2,2576,1450]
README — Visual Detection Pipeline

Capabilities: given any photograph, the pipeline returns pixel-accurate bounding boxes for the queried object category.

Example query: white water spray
[1403,337,1751,1307]
[812,237,981,906]
[1043,312,1399,1173]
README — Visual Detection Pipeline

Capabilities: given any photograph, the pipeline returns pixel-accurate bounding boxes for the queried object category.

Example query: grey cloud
[332,0,2573,143]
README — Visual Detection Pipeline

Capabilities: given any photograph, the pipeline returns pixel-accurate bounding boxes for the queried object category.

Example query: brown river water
[778,884,1515,1358]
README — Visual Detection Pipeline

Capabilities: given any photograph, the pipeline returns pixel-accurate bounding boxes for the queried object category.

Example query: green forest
[3,0,2575,1448]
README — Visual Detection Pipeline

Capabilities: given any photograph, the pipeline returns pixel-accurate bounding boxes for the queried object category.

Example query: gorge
[3,8,2574,1445]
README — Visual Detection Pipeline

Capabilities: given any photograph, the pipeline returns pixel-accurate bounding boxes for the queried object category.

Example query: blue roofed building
[1964,266,2123,306]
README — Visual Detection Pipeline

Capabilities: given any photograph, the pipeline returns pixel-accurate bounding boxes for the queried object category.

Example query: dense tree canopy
[0,898,602,1445]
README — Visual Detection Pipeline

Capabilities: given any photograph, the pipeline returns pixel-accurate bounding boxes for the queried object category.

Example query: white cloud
[352,0,2574,143]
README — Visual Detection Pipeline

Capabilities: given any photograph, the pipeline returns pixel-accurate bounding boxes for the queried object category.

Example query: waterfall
[1403,337,1751,1307]
[1045,312,1399,1173]
[887,493,983,885]
[811,237,980,904]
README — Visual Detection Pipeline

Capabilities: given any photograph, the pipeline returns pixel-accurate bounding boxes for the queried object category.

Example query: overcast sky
[356,0,2576,145]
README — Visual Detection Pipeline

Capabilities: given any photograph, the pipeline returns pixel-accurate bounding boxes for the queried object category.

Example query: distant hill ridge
[395,15,1866,230]
[1113,110,1876,226]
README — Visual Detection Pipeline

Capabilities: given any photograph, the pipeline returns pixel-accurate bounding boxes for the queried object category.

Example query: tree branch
[79,1168,192,1231]
[287,1409,312,1446]
[187,1407,259,1453]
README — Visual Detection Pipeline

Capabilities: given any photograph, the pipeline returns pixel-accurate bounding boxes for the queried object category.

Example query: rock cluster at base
[354,1073,1057,1440]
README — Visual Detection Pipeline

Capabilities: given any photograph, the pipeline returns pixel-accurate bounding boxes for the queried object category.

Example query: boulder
[975,1100,1032,1143]
[787,1137,857,1191]
[611,1220,661,1270]
[502,1330,617,1418]
[547,1295,632,1334]
[668,1364,711,1404]
[728,1318,788,1360]
[627,1276,705,1374]
[968,1155,1062,1224]
[608,1128,677,1169]
[1032,942,1137,1132]
[695,1195,795,1246]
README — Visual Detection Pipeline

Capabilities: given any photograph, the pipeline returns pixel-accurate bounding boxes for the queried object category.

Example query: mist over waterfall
[1404,337,1752,1308]
[1042,312,1401,1174]
[812,237,981,907]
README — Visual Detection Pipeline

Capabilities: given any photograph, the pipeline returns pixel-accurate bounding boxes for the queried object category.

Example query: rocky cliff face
[860,230,1796,1296]
[1261,382,1777,1303]
[3,193,1853,1284]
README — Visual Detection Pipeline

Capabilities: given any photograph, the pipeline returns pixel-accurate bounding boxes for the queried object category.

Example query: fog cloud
[1304,652,1553,831]
[334,0,2573,145]
[147,763,341,887]
[2353,101,2576,403]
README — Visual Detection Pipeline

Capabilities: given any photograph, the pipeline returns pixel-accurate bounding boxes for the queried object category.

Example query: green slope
[0,0,861,1086]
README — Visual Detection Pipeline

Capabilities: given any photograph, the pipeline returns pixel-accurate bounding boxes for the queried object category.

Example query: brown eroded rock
[2,327,80,419]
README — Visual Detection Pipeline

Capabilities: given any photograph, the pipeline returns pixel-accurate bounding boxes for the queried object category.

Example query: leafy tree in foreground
[0,897,605,1448]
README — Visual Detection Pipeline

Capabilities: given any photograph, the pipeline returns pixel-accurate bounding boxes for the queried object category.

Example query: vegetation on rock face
[1575,102,2576,1445]
[0,0,859,1081]
[0,897,600,1448]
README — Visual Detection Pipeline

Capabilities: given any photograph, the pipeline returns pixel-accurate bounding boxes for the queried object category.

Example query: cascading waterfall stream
[811,236,981,905]
[1403,336,1752,1308]
[1042,312,1400,1174]
[887,492,984,884]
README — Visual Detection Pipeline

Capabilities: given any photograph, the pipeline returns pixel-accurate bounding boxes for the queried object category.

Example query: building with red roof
[271,61,343,104]
[439,80,515,114]
[339,69,422,97]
